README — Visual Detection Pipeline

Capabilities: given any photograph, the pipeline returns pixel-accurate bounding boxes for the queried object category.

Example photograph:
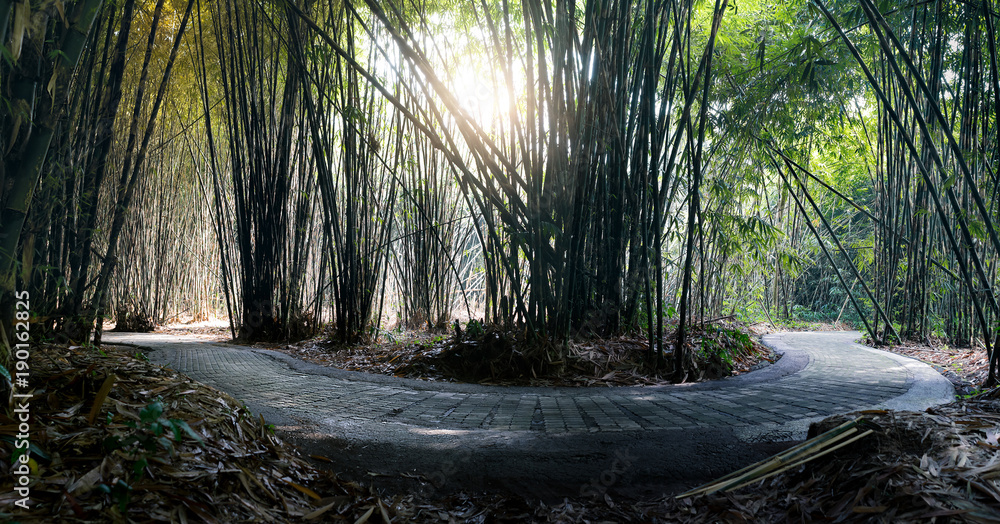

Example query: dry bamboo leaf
[66,464,102,494]
[9,2,29,62]
[304,501,338,520]
[170,494,219,524]
[950,499,1000,524]
[927,456,941,477]
[284,479,323,500]
[378,498,393,522]
[354,505,376,524]
[967,462,1000,480]
[87,375,117,425]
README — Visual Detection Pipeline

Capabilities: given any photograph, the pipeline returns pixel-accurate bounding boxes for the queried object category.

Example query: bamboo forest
[2,0,1000,521]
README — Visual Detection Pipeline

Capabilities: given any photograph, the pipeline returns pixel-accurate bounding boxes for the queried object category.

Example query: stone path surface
[103,331,951,433]
[102,331,954,499]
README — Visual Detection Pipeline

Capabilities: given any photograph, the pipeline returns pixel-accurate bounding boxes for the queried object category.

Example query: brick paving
[103,331,950,434]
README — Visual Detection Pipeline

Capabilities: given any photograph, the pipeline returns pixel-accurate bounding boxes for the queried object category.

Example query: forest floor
[877,342,993,398]
[150,316,781,386]
[262,320,778,386]
[3,335,998,522]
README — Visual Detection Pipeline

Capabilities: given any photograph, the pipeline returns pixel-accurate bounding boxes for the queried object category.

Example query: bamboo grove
[0,0,998,385]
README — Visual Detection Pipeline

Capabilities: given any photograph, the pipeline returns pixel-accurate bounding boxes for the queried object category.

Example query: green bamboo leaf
[968,219,987,242]
[0,435,51,461]
[139,401,164,425]
[173,419,205,445]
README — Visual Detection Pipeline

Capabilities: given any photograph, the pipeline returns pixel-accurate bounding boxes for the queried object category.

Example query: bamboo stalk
[677,418,873,499]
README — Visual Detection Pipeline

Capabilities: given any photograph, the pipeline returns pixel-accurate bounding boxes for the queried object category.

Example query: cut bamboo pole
[677,418,875,498]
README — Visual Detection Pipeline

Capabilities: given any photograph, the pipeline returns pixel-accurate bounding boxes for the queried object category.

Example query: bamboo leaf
[283,479,322,501]
[10,1,30,62]
[87,375,117,425]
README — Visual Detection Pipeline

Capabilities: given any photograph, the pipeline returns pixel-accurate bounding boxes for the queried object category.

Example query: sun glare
[449,65,526,130]
[453,69,500,120]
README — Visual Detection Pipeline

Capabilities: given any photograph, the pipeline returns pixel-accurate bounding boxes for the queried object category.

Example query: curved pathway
[102,331,953,500]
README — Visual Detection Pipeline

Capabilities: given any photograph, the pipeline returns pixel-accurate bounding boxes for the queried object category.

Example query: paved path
[102,331,954,499]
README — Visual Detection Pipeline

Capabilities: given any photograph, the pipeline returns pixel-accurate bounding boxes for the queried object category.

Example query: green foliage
[103,400,203,467]
[8,0,999,382]
[697,325,754,373]
[100,400,203,511]
[97,480,133,513]
[958,386,999,400]
[464,319,485,339]
[2,434,51,465]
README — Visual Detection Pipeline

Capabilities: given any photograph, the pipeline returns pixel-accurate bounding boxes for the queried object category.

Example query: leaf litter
[664,394,1000,522]
[268,319,776,387]
[0,342,413,522]
[879,341,993,397]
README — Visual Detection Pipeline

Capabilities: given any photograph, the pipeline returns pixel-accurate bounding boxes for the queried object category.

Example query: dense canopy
[1,0,998,385]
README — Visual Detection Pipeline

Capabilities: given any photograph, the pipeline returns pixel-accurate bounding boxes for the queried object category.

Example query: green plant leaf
[172,419,204,445]
[140,401,164,425]
[133,457,148,477]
